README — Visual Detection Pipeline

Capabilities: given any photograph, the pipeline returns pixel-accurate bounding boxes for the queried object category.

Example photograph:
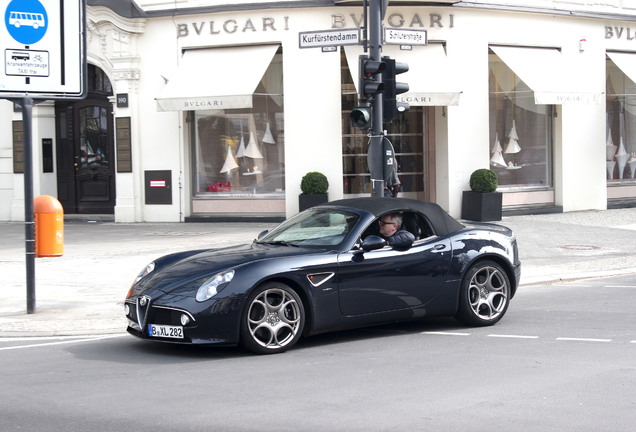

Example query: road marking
[0,335,97,342]
[0,334,126,351]
[488,334,539,339]
[421,331,471,336]
[419,333,633,343]
[605,285,636,288]
[555,337,612,343]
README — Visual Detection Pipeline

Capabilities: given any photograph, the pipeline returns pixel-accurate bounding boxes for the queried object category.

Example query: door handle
[432,244,447,253]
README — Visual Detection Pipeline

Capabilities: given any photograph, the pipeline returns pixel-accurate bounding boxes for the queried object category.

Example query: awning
[490,45,600,105]
[344,44,462,106]
[607,51,636,85]
[156,45,279,111]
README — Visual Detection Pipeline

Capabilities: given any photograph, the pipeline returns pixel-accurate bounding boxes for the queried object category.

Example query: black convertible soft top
[318,197,465,237]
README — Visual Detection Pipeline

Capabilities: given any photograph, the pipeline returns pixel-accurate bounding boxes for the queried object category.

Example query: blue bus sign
[5,0,48,45]
[1,0,85,99]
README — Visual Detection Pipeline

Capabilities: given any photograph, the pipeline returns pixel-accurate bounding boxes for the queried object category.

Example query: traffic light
[382,57,410,124]
[350,106,373,129]
[358,55,386,102]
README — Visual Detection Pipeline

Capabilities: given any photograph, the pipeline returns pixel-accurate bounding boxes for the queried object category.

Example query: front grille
[126,296,196,332]
[136,296,151,327]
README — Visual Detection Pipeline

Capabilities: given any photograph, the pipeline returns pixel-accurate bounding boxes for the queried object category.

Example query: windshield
[258,209,359,248]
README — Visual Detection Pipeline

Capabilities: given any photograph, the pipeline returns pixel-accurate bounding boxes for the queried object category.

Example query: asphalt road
[2,274,635,432]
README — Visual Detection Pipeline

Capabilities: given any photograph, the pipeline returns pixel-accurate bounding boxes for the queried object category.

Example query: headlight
[196,270,235,302]
[134,262,155,284]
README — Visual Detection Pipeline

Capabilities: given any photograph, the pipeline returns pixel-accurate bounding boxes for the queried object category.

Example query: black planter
[299,194,328,212]
[461,191,502,222]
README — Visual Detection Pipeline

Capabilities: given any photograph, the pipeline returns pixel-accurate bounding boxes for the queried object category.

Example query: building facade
[2,0,636,222]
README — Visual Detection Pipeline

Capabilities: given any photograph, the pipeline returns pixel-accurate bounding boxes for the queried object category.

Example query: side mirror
[361,235,387,252]
[257,230,269,240]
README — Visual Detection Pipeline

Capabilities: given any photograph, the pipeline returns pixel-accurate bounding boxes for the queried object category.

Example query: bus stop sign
[1,0,85,99]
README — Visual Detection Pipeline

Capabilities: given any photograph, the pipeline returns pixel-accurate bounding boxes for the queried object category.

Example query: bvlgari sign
[175,11,455,39]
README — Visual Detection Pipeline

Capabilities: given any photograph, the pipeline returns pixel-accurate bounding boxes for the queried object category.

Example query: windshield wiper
[257,240,300,247]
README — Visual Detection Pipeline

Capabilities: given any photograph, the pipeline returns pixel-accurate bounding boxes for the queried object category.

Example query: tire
[240,282,305,354]
[456,260,510,326]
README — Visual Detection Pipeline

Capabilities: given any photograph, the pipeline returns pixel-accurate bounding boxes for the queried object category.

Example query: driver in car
[379,213,415,248]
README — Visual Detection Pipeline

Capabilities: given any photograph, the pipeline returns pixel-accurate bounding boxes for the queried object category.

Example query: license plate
[148,324,184,339]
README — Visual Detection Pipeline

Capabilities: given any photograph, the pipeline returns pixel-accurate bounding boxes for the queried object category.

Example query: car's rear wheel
[240,282,305,354]
[457,260,510,326]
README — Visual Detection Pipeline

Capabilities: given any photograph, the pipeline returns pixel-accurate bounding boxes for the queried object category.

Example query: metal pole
[369,0,384,197]
[22,97,36,314]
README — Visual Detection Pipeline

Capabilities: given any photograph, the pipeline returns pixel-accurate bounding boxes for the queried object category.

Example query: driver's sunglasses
[379,220,397,226]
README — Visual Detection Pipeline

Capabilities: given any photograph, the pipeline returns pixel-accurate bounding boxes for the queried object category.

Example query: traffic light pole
[368,0,385,198]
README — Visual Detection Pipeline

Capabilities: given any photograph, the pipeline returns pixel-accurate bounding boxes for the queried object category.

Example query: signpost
[2,0,85,98]
[384,27,428,47]
[1,0,86,314]
[298,28,360,51]
[300,2,403,198]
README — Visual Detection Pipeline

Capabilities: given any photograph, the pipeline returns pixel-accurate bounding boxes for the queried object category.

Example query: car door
[337,237,452,316]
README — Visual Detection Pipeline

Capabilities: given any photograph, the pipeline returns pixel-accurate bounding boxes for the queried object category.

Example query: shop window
[192,53,284,197]
[488,50,553,189]
[341,50,426,197]
[606,57,636,183]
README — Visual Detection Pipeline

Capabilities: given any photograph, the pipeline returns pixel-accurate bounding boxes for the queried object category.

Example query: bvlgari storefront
[4,1,636,223]
[156,44,286,218]
[146,7,465,221]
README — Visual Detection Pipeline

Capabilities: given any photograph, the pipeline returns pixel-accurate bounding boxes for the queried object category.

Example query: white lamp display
[504,120,521,168]
[244,132,264,159]
[236,135,246,158]
[628,153,636,179]
[505,120,522,155]
[606,129,617,161]
[616,137,628,180]
[490,133,506,167]
[220,147,239,173]
[262,122,276,144]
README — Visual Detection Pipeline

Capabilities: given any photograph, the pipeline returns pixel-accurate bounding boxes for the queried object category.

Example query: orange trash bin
[34,195,64,258]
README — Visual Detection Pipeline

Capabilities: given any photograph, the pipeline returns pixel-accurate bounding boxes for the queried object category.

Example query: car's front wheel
[240,282,305,354]
[457,260,510,326]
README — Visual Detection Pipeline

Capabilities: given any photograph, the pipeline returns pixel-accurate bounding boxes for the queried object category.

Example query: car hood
[136,242,325,295]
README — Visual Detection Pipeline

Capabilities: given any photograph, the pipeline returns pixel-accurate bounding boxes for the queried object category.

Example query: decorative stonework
[86,6,146,84]
[112,70,141,81]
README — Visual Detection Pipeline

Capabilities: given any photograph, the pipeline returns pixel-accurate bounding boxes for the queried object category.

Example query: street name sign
[1,0,86,99]
[299,28,360,49]
[384,28,428,46]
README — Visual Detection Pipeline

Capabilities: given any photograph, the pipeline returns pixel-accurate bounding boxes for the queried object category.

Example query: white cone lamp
[236,135,246,158]
[220,147,239,173]
[262,122,276,144]
[244,132,264,159]
[616,137,628,179]
[505,120,521,154]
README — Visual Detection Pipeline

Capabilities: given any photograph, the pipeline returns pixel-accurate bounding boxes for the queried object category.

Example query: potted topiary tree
[461,168,502,221]
[299,171,329,211]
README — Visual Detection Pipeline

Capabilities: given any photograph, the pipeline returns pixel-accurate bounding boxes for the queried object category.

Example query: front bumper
[124,294,243,345]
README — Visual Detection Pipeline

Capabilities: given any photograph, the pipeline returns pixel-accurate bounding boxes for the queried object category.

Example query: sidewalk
[1,208,635,337]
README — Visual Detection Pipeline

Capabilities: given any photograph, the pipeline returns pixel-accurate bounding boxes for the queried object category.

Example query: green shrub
[469,169,498,193]
[300,172,329,195]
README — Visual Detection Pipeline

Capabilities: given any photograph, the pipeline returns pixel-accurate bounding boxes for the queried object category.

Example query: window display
[488,50,553,188]
[606,56,636,182]
[192,53,284,197]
